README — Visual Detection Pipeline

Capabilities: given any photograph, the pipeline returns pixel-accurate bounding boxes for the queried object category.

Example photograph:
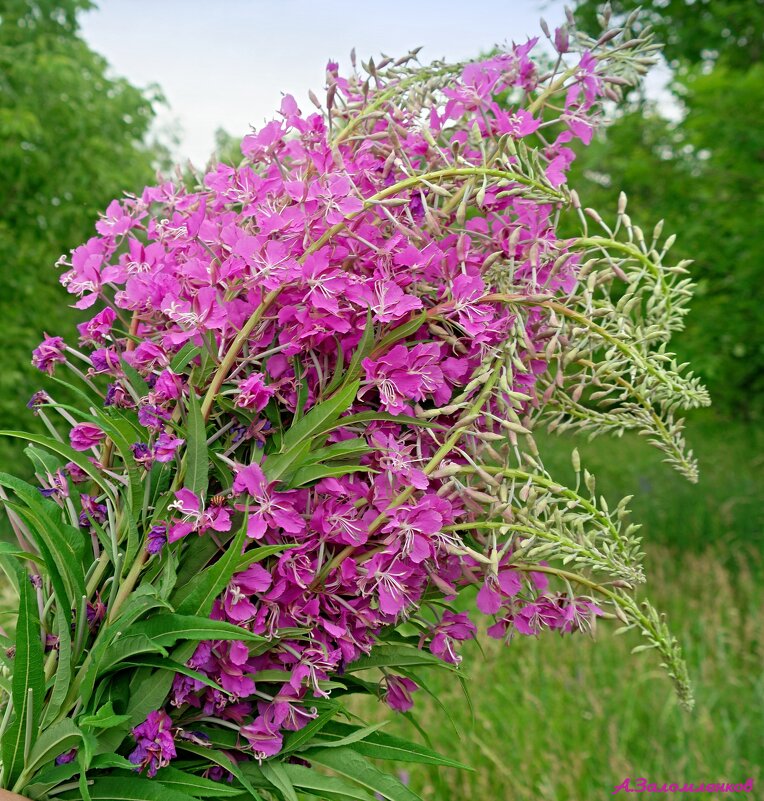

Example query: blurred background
[0,1,762,798]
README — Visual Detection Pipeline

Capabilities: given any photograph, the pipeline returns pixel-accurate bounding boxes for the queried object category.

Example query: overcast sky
[80,0,567,165]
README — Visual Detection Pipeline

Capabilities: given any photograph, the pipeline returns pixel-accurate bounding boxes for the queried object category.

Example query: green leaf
[304,748,423,801]
[0,432,117,502]
[281,763,376,801]
[79,702,131,730]
[128,614,267,647]
[59,776,199,801]
[343,307,375,385]
[170,343,203,373]
[0,472,86,616]
[0,541,44,567]
[303,720,389,750]
[175,517,248,617]
[1,567,45,788]
[97,634,168,675]
[120,357,151,397]
[235,543,294,572]
[153,766,243,798]
[288,463,373,488]
[118,656,227,695]
[315,723,472,770]
[42,607,73,726]
[283,380,360,452]
[372,312,427,355]
[303,437,372,464]
[261,440,311,484]
[179,744,265,800]
[346,644,456,673]
[281,702,341,754]
[26,719,82,774]
[324,337,346,395]
[260,761,299,801]
[184,389,209,497]
[311,411,435,440]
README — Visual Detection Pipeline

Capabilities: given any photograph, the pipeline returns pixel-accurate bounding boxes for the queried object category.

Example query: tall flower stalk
[0,12,706,800]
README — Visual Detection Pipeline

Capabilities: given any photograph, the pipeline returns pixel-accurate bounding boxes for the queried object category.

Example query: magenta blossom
[382,675,419,712]
[153,431,185,463]
[128,710,176,777]
[428,611,477,665]
[32,334,66,375]
[235,372,275,412]
[168,489,232,543]
[233,463,305,539]
[69,422,105,451]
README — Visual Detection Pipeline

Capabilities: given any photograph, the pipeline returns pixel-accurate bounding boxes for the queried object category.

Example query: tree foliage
[0,0,163,459]
[573,0,764,68]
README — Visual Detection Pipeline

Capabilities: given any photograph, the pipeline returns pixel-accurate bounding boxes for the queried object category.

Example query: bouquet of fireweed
[0,10,709,801]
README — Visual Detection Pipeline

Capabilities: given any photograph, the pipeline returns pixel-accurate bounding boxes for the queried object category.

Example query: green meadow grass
[356,412,764,800]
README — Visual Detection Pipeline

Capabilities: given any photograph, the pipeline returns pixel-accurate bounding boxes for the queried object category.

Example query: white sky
[80,0,567,165]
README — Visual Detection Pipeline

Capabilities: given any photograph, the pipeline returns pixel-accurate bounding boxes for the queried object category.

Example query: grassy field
[356,412,764,799]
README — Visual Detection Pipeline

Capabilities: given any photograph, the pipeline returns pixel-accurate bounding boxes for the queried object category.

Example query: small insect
[209,494,229,507]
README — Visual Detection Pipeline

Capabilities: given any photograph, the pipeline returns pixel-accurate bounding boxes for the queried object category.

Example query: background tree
[0,0,165,461]
[570,1,764,416]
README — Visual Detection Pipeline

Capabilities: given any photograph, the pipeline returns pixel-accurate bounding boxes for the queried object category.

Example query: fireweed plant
[0,12,709,801]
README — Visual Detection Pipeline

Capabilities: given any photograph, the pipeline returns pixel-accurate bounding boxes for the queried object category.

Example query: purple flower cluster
[34,38,613,768]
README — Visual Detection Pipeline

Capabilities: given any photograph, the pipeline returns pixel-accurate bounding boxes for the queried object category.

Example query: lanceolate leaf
[312,722,472,770]
[280,763,376,801]
[128,614,267,647]
[280,702,342,755]
[174,518,248,617]
[1,567,46,788]
[0,541,44,567]
[184,389,209,497]
[179,744,266,800]
[288,463,373,488]
[0,473,86,610]
[0,432,117,502]
[42,607,73,726]
[260,760,299,801]
[281,380,360,453]
[346,644,456,672]
[58,776,199,801]
[343,307,375,385]
[304,747,424,801]
[25,719,82,774]
[152,766,243,798]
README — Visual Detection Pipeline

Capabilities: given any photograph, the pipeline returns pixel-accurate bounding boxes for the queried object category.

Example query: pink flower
[382,675,418,712]
[128,710,176,777]
[153,432,184,463]
[223,563,272,623]
[241,716,283,761]
[32,334,66,375]
[233,463,305,538]
[69,423,105,451]
[168,489,232,543]
[235,373,275,412]
[429,611,477,664]
[476,567,522,615]
[77,308,116,345]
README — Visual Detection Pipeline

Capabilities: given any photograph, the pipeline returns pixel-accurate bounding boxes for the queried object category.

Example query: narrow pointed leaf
[305,747,423,801]
[184,389,209,497]
[1,567,45,787]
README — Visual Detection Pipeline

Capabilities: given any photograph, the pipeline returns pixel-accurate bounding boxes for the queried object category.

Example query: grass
[353,411,764,799]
